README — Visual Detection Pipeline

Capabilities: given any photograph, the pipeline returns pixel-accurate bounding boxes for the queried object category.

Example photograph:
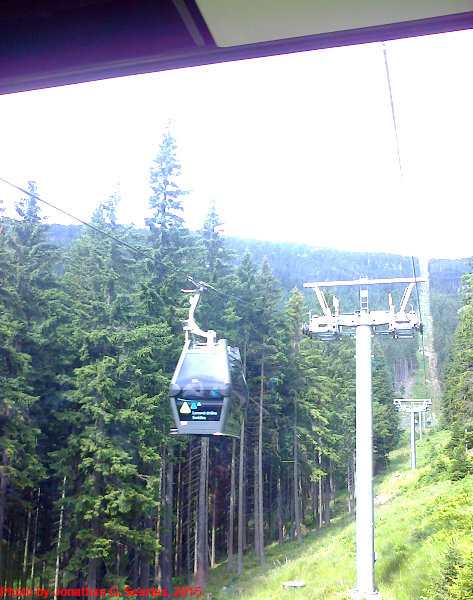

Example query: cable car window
[170,347,231,400]
[177,351,227,385]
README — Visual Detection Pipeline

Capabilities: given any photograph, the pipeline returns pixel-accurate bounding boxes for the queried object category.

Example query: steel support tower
[393,399,431,470]
[303,277,424,600]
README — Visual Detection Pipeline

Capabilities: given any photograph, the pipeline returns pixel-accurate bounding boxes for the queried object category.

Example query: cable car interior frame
[169,282,247,437]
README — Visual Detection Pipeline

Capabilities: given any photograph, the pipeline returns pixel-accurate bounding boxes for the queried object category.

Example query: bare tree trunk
[195,437,209,589]
[54,476,67,592]
[174,461,182,575]
[116,547,121,589]
[257,360,265,565]
[323,475,331,527]
[276,434,284,546]
[311,480,317,523]
[140,510,152,588]
[194,516,198,575]
[87,553,98,588]
[131,548,139,587]
[253,445,260,560]
[289,485,294,542]
[30,488,41,589]
[186,441,193,585]
[210,493,216,569]
[22,508,31,586]
[301,476,306,525]
[318,449,323,530]
[154,456,165,585]
[293,400,302,542]
[329,458,335,502]
[0,449,10,582]
[161,448,174,592]
[268,456,273,541]
[242,460,247,554]
[237,420,245,576]
[205,441,209,566]
[227,438,236,572]
[347,462,352,514]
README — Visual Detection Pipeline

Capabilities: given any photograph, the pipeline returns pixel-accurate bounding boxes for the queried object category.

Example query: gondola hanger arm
[182,283,217,345]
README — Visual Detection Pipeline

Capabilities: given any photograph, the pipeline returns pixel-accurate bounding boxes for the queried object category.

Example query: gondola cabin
[170,338,245,437]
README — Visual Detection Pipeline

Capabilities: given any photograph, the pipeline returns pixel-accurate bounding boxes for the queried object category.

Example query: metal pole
[355,324,377,597]
[418,411,422,441]
[410,412,416,470]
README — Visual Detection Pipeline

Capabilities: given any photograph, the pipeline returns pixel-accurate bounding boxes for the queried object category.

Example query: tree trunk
[289,484,295,542]
[131,548,139,587]
[276,435,284,546]
[237,419,245,576]
[54,476,67,593]
[347,462,353,514]
[227,438,236,572]
[161,447,174,592]
[311,480,317,523]
[139,552,150,589]
[253,445,260,560]
[30,488,41,589]
[174,460,182,576]
[154,455,165,585]
[22,507,31,586]
[323,475,331,527]
[318,449,323,530]
[0,449,10,581]
[210,493,216,569]
[293,400,302,542]
[186,440,193,585]
[195,437,209,589]
[257,359,265,565]
[87,557,98,589]
[116,547,121,589]
[329,458,335,502]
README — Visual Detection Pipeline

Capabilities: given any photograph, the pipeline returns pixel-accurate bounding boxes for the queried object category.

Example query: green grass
[204,429,473,600]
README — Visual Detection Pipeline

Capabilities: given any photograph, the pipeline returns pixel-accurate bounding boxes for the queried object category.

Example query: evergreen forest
[1,128,472,598]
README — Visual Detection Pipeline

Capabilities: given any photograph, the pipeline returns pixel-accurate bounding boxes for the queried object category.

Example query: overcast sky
[1,29,472,259]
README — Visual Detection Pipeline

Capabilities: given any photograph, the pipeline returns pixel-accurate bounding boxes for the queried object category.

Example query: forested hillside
[48,224,468,381]
[1,127,470,597]
[429,258,468,379]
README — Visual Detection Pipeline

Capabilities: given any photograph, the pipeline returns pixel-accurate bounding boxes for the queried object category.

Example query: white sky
[0,29,472,259]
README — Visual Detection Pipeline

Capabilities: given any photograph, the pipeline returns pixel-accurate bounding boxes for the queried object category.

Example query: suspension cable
[382,44,429,396]
[0,175,262,312]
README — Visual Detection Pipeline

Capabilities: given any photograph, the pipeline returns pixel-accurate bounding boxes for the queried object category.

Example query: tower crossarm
[393,398,432,413]
[303,277,426,288]
[303,277,425,340]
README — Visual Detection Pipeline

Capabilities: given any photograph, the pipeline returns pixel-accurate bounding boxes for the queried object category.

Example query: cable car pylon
[303,277,425,600]
[393,398,431,470]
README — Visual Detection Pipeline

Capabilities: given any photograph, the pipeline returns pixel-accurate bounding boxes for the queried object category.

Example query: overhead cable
[0,176,262,312]
[382,44,429,395]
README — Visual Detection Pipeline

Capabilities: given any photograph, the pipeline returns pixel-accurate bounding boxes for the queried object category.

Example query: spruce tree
[0,184,59,586]
[50,192,175,589]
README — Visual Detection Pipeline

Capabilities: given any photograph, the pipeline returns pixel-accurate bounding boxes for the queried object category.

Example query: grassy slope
[205,430,473,600]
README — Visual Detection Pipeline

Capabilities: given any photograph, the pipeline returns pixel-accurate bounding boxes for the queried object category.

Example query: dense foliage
[1,130,411,593]
[441,266,473,476]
